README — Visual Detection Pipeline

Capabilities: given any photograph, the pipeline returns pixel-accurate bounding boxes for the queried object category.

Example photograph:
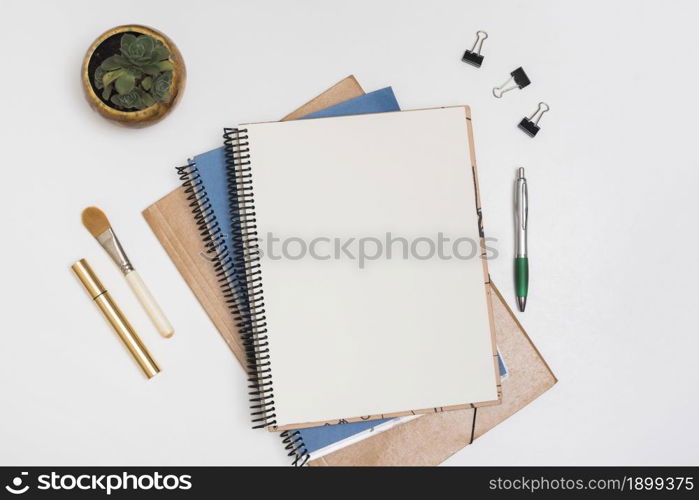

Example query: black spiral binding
[176,136,310,466]
[223,128,314,466]
[281,430,310,466]
[175,161,242,316]
[223,127,277,430]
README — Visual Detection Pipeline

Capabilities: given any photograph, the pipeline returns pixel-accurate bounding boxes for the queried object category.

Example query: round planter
[81,25,186,127]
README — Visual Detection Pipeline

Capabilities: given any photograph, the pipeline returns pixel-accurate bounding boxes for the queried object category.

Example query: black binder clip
[518,102,549,137]
[461,30,488,67]
[492,67,531,98]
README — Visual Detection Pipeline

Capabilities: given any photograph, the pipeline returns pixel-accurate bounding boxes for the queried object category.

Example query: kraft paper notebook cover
[143,77,556,464]
[224,106,502,431]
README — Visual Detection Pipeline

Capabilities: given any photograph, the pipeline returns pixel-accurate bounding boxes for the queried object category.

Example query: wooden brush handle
[126,270,174,338]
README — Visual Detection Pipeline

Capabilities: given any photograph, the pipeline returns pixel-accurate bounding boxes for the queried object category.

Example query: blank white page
[243,107,498,429]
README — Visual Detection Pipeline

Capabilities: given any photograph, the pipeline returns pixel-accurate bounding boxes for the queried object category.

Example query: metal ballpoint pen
[514,167,529,312]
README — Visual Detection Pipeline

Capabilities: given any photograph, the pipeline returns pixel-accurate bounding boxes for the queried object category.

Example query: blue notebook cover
[190,87,506,458]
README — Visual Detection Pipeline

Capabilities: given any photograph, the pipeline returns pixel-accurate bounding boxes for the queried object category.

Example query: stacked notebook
[143,76,556,465]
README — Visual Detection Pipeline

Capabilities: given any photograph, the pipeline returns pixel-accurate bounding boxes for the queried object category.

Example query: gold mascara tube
[72,258,161,379]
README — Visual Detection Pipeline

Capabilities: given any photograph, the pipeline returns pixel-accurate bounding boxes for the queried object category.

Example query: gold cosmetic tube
[72,258,161,379]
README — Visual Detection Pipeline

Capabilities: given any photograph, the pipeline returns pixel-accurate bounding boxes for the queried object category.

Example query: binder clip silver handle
[493,67,531,98]
[528,102,549,125]
[462,30,488,67]
[471,30,488,55]
[518,102,550,137]
[493,77,517,98]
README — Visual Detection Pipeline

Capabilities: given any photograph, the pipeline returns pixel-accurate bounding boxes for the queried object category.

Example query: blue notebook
[183,87,507,463]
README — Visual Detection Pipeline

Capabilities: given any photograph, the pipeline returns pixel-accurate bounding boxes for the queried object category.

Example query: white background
[1,0,697,466]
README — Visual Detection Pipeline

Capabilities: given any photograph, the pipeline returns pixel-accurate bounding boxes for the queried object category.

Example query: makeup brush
[82,206,174,338]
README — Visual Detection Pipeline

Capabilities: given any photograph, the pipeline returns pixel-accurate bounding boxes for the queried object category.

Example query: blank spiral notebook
[225,107,502,431]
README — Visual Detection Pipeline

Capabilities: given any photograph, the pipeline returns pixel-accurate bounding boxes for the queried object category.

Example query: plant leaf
[115,72,135,95]
[126,67,143,79]
[151,71,173,103]
[140,64,161,76]
[101,83,113,100]
[123,35,155,65]
[142,93,156,107]
[141,76,152,91]
[102,69,125,87]
[120,33,136,54]
[112,55,129,67]
[93,66,106,89]
[156,60,174,72]
[100,55,123,71]
[131,97,146,110]
[136,87,156,108]
[150,46,170,62]
[111,88,143,110]
[138,36,155,55]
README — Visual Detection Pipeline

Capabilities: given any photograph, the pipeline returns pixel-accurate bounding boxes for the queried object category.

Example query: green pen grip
[515,257,529,297]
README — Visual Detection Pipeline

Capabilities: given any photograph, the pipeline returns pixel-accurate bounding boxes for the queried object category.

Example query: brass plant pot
[81,25,186,127]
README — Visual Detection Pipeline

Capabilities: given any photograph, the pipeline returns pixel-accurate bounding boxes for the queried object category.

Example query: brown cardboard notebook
[142,76,556,464]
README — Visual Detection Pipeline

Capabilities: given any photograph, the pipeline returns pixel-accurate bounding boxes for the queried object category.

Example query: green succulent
[111,87,156,110]
[152,71,173,103]
[95,33,174,110]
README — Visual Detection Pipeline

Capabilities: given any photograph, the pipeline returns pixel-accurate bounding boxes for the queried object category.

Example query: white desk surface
[1,0,697,465]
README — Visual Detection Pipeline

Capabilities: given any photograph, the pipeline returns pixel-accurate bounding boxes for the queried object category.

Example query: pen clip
[515,168,528,231]
[518,181,528,230]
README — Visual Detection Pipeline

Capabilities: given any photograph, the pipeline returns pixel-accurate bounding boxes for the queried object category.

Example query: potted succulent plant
[82,25,185,127]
